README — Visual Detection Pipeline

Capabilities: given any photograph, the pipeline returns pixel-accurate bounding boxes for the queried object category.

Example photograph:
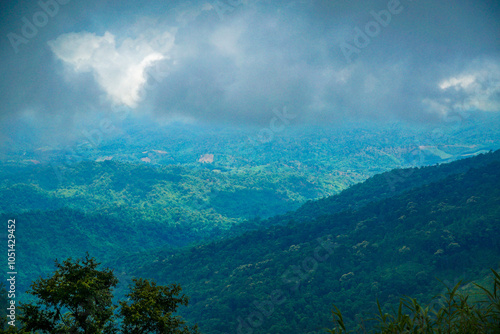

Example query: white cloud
[439,75,476,90]
[48,30,176,108]
[426,59,500,116]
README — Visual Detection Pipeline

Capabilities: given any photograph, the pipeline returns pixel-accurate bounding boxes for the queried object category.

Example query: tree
[119,278,199,334]
[18,254,118,333]
[14,255,199,334]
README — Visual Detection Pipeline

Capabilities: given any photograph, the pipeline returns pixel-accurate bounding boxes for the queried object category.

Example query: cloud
[1,0,500,147]
[425,59,500,115]
[440,75,477,91]
[48,29,176,107]
[134,1,500,125]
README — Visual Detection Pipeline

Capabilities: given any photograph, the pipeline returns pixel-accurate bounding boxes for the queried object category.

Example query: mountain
[264,149,500,226]
[0,160,335,244]
[0,160,337,293]
[117,151,500,333]
[2,149,499,332]
[4,149,497,295]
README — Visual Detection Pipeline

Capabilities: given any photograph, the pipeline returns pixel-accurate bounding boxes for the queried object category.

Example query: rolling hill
[116,151,500,333]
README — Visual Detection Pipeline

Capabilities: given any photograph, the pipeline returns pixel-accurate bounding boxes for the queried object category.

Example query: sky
[0,0,499,147]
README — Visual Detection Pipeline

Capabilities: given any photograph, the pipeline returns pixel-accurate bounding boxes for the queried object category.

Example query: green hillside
[263,149,500,227]
[0,160,343,243]
[119,153,500,333]
[2,151,499,333]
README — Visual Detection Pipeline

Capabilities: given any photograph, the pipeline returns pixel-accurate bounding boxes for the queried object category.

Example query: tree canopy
[119,278,199,334]
[2,255,198,334]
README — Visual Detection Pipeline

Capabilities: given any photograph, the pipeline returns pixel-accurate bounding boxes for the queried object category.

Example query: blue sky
[1,0,499,146]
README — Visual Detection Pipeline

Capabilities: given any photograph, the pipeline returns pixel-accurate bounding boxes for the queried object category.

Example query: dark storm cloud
[1,0,499,143]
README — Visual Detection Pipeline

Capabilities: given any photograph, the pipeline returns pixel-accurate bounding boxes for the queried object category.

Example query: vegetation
[4,150,499,297]
[119,279,198,334]
[0,159,347,294]
[1,255,197,334]
[119,156,500,333]
[1,143,499,333]
[328,269,500,333]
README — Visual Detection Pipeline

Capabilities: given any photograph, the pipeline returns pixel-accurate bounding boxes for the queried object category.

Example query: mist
[1,0,499,147]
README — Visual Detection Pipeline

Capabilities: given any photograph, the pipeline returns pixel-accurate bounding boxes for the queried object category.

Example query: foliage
[119,279,199,334]
[121,158,500,333]
[18,254,118,333]
[327,269,500,333]
[266,149,500,227]
[5,255,197,334]
[1,145,499,333]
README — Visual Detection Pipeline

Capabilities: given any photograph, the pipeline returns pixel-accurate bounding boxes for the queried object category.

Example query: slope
[122,154,500,333]
[230,149,500,233]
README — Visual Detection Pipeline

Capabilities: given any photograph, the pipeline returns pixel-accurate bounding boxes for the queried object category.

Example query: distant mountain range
[119,150,500,333]
[1,147,499,333]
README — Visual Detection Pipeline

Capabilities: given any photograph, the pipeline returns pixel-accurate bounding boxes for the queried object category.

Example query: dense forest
[2,150,499,332]
[118,153,500,333]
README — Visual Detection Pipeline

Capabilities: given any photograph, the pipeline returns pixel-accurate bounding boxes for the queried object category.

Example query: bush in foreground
[328,269,500,333]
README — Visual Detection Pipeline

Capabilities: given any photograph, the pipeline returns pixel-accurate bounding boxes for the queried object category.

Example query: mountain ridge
[121,152,500,333]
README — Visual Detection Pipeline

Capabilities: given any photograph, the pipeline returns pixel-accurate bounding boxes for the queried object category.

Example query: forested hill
[0,158,347,293]
[2,151,499,333]
[121,152,500,333]
[258,149,500,229]
[301,148,500,211]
